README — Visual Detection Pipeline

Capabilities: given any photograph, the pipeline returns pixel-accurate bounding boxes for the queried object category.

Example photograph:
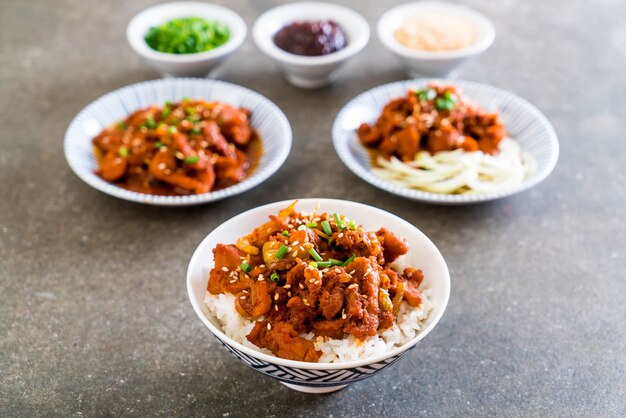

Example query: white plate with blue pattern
[332,79,559,205]
[64,78,292,206]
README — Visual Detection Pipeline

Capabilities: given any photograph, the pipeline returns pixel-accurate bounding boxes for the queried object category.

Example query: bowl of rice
[377,1,495,77]
[187,198,450,393]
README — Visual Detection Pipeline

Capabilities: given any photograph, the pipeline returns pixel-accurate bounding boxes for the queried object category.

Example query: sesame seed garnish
[292,251,298,257]
[274,305,278,311]
[299,246,305,251]
[242,290,248,294]
[274,294,279,301]
[229,279,237,283]
[267,323,271,331]
[315,280,320,285]
[292,241,299,246]
[221,267,229,272]
[349,270,355,275]
[309,279,315,284]
[157,163,166,170]
[259,265,266,269]
[240,295,247,299]
[288,224,294,228]
[338,233,344,238]
[298,225,306,231]
[287,247,292,251]
[299,283,304,289]
[348,284,358,289]
[322,268,329,273]
[284,284,291,289]
[287,291,292,297]
[258,277,264,281]
[342,310,347,319]
[334,268,341,274]
[258,274,263,279]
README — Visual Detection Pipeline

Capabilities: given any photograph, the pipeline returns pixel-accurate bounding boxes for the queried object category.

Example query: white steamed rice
[204,287,433,363]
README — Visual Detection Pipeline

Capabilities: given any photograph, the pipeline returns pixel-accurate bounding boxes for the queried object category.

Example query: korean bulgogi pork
[207,203,425,362]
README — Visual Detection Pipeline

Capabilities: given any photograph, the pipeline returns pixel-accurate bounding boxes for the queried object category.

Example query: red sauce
[273,20,347,56]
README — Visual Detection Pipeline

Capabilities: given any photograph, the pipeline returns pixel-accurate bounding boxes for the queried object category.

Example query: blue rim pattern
[217,336,406,387]
[64,78,292,206]
[332,79,559,205]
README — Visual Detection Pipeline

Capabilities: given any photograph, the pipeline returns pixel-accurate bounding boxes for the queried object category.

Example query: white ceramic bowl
[126,2,246,77]
[332,79,559,205]
[64,78,291,206]
[187,198,450,393]
[253,2,370,88]
[377,1,495,77]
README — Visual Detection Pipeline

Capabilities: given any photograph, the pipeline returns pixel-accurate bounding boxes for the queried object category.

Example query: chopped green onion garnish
[435,95,457,111]
[162,105,171,118]
[348,220,357,230]
[329,259,343,266]
[182,97,191,102]
[184,155,199,164]
[308,248,323,262]
[316,261,332,268]
[275,244,288,259]
[333,213,345,230]
[416,88,436,101]
[443,90,458,103]
[117,122,128,130]
[270,272,280,282]
[240,261,251,273]
[190,126,202,135]
[328,238,334,247]
[321,220,332,236]
[168,126,177,135]
[309,261,318,268]
[153,142,163,149]
[341,254,356,267]
[305,222,317,228]
[145,116,156,129]
[118,146,129,158]
[281,230,289,237]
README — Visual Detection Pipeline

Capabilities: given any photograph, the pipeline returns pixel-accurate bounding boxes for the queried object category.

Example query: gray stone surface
[1,0,625,416]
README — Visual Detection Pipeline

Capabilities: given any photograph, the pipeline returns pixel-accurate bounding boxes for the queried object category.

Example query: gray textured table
[1,0,625,416]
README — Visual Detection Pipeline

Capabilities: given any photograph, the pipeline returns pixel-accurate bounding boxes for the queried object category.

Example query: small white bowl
[187,198,450,393]
[126,2,247,77]
[253,2,370,88]
[64,78,292,206]
[377,1,495,77]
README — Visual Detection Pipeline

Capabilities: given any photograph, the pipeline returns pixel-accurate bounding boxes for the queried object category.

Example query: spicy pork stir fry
[207,202,425,362]
[357,83,507,160]
[92,99,256,195]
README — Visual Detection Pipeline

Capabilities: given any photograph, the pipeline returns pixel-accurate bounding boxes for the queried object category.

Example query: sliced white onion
[372,137,536,194]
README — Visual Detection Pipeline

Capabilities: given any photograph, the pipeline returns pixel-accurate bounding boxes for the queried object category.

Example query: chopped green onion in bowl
[144,17,230,54]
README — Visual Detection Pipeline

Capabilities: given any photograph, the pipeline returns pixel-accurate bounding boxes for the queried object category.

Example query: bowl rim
[252,1,370,66]
[126,1,247,63]
[331,78,560,205]
[377,1,495,60]
[187,198,451,370]
[63,78,292,206]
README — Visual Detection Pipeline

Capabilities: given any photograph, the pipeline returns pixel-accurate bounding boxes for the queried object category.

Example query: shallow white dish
[253,2,370,88]
[64,78,291,206]
[332,79,559,205]
[187,198,450,393]
[126,2,246,77]
[377,1,495,77]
